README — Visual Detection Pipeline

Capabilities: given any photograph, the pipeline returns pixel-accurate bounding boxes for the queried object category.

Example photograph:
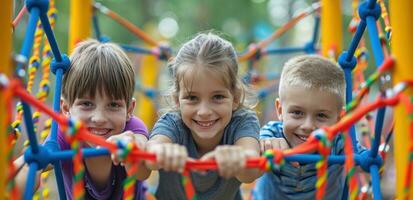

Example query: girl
[16,39,150,200]
[146,33,262,200]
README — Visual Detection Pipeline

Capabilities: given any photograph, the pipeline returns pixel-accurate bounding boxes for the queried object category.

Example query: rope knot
[116,138,136,162]
[313,128,331,155]
[261,149,285,172]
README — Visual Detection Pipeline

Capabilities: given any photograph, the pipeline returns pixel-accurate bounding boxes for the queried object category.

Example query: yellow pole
[320,0,343,57]
[69,0,92,52]
[390,0,413,198]
[0,0,12,196]
[136,54,159,129]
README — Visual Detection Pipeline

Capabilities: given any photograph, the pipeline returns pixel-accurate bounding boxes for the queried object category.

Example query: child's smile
[193,119,219,129]
[87,127,113,138]
[177,67,239,150]
[277,86,341,147]
[62,91,132,140]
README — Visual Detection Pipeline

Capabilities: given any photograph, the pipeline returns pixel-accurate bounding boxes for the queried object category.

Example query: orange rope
[238,3,320,62]
[93,3,159,47]
[12,5,27,31]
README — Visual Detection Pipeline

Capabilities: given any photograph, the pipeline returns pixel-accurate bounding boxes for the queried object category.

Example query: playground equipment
[1,0,412,199]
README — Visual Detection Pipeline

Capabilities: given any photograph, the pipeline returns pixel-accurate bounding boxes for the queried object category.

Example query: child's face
[62,91,134,142]
[177,68,239,148]
[276,86,341,148]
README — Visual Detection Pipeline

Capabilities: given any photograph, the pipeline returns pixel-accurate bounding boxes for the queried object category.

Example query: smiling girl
[145,33,262,200]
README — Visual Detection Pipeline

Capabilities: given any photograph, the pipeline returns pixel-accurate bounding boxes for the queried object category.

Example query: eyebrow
[316,109,334,113]
[211,90,229,94]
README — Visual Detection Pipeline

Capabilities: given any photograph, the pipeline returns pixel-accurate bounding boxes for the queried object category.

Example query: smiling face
[276,86,342,147]
[62,90,134,142]
[177,66,239,150]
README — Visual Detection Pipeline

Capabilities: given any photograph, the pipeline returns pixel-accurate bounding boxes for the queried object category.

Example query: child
[16,39,151,199]
[145,33,262,200]
[253,55,346,199]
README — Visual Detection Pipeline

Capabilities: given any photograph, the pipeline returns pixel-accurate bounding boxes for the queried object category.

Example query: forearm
[236,149,263,183]
[84,156,113,189]
[234,137,263,183]
[132,134,152,180]
[129,161,152,180]
[14,156,43,194]
[145,135,173,170]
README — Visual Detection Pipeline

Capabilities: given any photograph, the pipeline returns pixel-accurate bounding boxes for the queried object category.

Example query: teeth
[89,128,109,135]
[297,135,308,141]
[197,121,215,127]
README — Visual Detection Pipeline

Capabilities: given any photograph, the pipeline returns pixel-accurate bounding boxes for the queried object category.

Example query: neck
[191,132,222,157]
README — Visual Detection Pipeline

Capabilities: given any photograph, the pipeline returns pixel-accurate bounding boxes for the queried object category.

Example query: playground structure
[0,0,412,199]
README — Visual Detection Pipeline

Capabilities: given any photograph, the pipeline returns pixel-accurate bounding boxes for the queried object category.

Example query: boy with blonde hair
[254,55,346,199]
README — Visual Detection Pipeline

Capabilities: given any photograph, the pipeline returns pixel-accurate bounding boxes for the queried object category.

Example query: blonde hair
[62,39,135,106]
[165,32,256,111]
[279,55,345,106]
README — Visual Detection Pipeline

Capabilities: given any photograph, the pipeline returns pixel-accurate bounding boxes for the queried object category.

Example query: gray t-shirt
[150,108,260,200]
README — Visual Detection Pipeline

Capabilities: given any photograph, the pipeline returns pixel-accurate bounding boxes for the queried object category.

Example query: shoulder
[125,115,149,137]
[260,121,283,139]
[155,112,183,126]
[128,115,146,126]
[229,108,260,131]
[151,112,187,142]
[231,108,259,123]
[223,109,260,141]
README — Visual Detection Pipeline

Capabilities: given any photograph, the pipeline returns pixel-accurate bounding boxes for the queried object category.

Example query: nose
[197,102,212,118]
[90,109,107,125]
[301,117,316,134]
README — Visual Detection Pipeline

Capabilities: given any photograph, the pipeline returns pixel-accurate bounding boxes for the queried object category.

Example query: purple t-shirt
[56,116,148,200]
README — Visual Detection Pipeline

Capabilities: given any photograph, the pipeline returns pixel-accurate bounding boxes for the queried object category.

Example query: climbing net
[3,0,413,200]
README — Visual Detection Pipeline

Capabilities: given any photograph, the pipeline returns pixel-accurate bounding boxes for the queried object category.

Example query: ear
[337,107,345,121]
[231,89,241,111]
[232,101,240,111]
[275,98,283,121]
[61,98,70,116]
[127,98,136,120]
[174,94,180,107]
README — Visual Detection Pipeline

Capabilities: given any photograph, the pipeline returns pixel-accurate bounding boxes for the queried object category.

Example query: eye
[290,110,303,118]
[213,94,225,101]
[109,102,121,108]
[79,101,93,108]
[184,95,198,101]
[317,113,329,119]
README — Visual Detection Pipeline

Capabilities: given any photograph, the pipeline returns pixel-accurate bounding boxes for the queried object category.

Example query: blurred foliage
[12,0,357,53]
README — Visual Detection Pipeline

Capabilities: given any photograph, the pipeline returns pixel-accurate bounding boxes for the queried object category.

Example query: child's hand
[259,138,289,153]
[146,143,188,173]
[201,145,247,179]
[260,138,301,168]
[107,130,147,166]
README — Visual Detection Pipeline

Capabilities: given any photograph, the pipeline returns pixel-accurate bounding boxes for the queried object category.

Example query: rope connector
[338,51,357,71]
[25,0,50,14]
[50,54,70,75]
[358,1,381,22]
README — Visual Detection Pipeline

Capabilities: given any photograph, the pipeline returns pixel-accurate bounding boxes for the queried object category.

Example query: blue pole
[23,162,39,200]
[52,162,67,200]
[311,15,320,44]
[39,12,62,62]
[92,13,102,40]
[364,5,386,159]
[346,20,367,60]
[264,47,306,54]
[50,69,63,141]
[22,102,39,153]
[20,7,39,58]
[120,44,154,55]
[370,165,382,200]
